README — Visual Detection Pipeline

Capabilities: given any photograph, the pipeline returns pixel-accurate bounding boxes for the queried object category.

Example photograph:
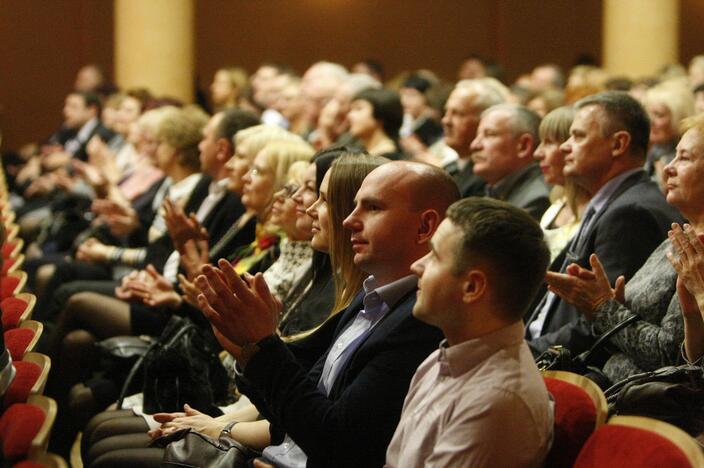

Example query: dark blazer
[199,190,246,249]
[238,287,444,468]
[452,160,487,199]
[526,170,684,356]
[73,122,116,161]
[489,163,550,221]
[144,174,212,270]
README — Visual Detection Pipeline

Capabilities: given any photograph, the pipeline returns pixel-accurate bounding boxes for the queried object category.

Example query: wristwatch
[220,420,239,439]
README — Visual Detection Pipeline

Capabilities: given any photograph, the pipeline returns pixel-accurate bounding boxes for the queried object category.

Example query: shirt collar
[585,167,642,215]
[76,117,99,142]
[362,274,418,308]
[209,177,230,196]
[437,321,525,378]
[167,173,202,202]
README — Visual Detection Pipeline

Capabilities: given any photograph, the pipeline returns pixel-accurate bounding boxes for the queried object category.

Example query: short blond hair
[257,140,315,192]
[233,125,300,161]
[680,112,704,135]
[646,79,695,136]
[156,106,209,170]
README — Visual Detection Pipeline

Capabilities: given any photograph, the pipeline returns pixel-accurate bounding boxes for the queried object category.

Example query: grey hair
[481,103,541,143]
[345,73,382,95]
[456,78,508,111]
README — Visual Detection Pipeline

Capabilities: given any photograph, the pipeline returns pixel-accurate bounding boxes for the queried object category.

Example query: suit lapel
[327,289,417,397]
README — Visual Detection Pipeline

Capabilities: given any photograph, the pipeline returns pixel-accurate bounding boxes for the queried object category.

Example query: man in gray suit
[470,104,550,220]
[525,91,683,357]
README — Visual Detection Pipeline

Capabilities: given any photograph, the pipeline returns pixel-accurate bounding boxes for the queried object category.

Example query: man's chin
[412,303,430,323]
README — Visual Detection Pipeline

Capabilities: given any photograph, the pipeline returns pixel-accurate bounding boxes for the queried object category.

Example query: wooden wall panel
[1,0,702,151]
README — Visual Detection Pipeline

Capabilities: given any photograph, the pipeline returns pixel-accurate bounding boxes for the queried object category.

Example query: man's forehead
[432,219,461,249]
[357,165,412,199]
[575,104,603,123]
[480,109,511,128]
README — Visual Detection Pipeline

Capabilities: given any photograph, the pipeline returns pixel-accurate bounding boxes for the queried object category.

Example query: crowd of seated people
[2,52,704,467]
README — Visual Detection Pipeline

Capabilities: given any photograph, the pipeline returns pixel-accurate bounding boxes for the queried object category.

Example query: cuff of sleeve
[680,341,704,366]
[592,299,618,335]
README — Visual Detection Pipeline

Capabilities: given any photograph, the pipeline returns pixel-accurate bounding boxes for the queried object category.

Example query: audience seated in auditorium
[526,91,684,360]
[79,151,383,467]
[193,161,458,467]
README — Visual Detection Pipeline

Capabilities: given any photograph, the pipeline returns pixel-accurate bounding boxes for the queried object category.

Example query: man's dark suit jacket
[489,163,550,221]
[526,169,684,356]
[452,160,486,199]
[237,287,444,468]
[144,175,244,271]
[48,121,116,161]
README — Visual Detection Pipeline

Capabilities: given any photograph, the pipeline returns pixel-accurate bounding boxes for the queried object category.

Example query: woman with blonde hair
[533,105,590,260]
[644,79,695,185]
[210,67,248,111]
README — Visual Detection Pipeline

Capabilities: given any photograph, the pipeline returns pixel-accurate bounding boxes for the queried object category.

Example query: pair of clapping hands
[546,223,704,321]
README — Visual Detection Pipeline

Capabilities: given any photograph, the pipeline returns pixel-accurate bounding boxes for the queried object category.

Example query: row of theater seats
[543,370,704,467]
[0,168,67,468]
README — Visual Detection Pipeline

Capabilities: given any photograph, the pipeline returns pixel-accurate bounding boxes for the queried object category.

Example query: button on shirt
[262,274,418,468]
[386,321,554,468]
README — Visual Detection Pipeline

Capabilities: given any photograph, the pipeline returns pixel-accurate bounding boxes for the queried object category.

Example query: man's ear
[417,209,441,244]
[216,138,231,161]
[610,130,631,159]
[462,270,487,304]
[516,133,535,159]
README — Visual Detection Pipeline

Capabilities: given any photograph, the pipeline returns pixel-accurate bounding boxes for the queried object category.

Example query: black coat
[238,287,443,468]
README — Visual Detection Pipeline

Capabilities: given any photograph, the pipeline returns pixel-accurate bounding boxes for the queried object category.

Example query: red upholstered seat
[574,424,691,467]
[0,403,44,461]
[4,328,34,360]
[1,297,29,330]
[2,242,18,259]
[3,361,40,408]
[1,276,20,300]
[544,376,597,467]
[1,258,17,276]
[12,461,44,468]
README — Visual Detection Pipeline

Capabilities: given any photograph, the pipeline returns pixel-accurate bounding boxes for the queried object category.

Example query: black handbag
[94,335,155,401]
[605,364,704,436]
[154,428,255,468]
[535,314,641,389]
[134,316,230,415]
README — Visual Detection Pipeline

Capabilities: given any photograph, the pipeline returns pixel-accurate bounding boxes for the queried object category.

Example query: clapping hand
[195,260,281,351]
[163,198,205,253]
[545,253,625,321]
[118,264,181,308]
[667,223,704,308]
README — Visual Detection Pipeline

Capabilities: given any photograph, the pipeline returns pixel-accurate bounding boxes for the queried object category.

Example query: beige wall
[1,0,703,151]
